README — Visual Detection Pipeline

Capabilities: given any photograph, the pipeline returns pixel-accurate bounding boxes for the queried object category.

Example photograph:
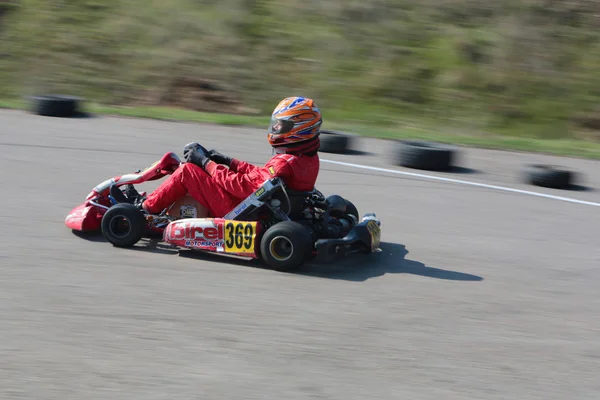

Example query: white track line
[321,159,600,208]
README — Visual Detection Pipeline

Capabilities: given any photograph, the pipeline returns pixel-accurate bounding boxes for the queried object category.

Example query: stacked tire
[392,140,456,171]
[318,130,354,154]
[521,165,576,190]
[30,95,84,118]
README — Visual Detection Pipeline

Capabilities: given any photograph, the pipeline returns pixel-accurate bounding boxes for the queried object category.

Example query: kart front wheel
[101,203,146,247]
[260,221,313,272]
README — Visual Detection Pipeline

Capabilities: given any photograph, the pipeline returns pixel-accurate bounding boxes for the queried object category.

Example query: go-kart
[65,151,382,271]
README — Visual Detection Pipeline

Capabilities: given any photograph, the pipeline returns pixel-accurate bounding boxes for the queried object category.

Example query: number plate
[224,221,257,254]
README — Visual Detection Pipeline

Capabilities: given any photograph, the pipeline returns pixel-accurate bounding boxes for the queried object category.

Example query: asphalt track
[1,109,600,399]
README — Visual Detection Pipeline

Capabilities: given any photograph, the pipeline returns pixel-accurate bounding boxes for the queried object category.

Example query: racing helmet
[267,97,322,153]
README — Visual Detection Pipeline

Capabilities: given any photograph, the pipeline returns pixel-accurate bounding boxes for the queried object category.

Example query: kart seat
[109,183,136,204]
[281,187,317,217]
[224,177,320,221]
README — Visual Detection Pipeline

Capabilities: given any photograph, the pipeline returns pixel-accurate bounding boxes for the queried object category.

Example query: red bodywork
[65,152,182,233]
[163,218,263,258]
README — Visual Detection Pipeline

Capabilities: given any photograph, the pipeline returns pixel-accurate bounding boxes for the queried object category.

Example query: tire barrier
[522,164,576,190]
[318,130,354,154]
[23,95,590,191]
[392,140,456,171]
[30,94,83,118]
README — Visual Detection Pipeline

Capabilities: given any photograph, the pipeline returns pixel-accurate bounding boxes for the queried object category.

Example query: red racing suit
[143,152,320,217]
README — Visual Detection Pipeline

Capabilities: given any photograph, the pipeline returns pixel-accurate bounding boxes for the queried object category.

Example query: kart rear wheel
[260,221,313,272]
[101,203,146,247]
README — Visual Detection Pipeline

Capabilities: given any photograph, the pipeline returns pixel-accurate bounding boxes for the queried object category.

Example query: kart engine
[297,194,356,239]
[323,194,356,238]
[324,215,353,238]
[267,186,357,240]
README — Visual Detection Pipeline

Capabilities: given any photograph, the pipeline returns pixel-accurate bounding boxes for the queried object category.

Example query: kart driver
[137,96,322,218]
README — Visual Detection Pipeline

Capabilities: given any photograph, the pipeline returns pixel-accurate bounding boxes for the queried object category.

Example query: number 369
[224,221,255,251]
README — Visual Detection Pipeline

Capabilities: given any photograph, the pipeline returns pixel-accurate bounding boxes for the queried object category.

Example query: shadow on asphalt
[72,231,482,282]
[568,184,594,192]
[32,111,96,119]
[319,149,374,156]
[72,230,107,242]
[296,242,484,282]
[445,166,480,174]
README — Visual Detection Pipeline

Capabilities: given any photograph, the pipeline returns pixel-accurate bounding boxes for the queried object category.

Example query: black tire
[30,94,82,118]
[319,130,353,154]
[259,221,313,272]
[393,140,455,171]
[101,203,146,247]
[522,164,574,189]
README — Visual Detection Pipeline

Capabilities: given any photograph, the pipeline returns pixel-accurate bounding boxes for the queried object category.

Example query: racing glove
[208,149,233,167]
[183,142,205,159]
[183,142,211,169]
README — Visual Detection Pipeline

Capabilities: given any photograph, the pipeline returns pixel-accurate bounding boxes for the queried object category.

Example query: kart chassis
[65,151,382,271]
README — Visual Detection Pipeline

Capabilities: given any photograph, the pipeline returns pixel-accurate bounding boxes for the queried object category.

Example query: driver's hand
[184,145,211,169]
[183,142,208,159]
[208,149,233,166]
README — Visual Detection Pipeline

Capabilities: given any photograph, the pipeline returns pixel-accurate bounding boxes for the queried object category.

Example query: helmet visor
[268,117,295,135]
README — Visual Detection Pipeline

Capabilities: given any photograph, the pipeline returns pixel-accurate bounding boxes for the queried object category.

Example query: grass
[3,98,600,160]
[1,0,600,159]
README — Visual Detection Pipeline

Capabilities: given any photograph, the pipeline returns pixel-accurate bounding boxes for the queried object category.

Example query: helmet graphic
[267,97,322,149]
